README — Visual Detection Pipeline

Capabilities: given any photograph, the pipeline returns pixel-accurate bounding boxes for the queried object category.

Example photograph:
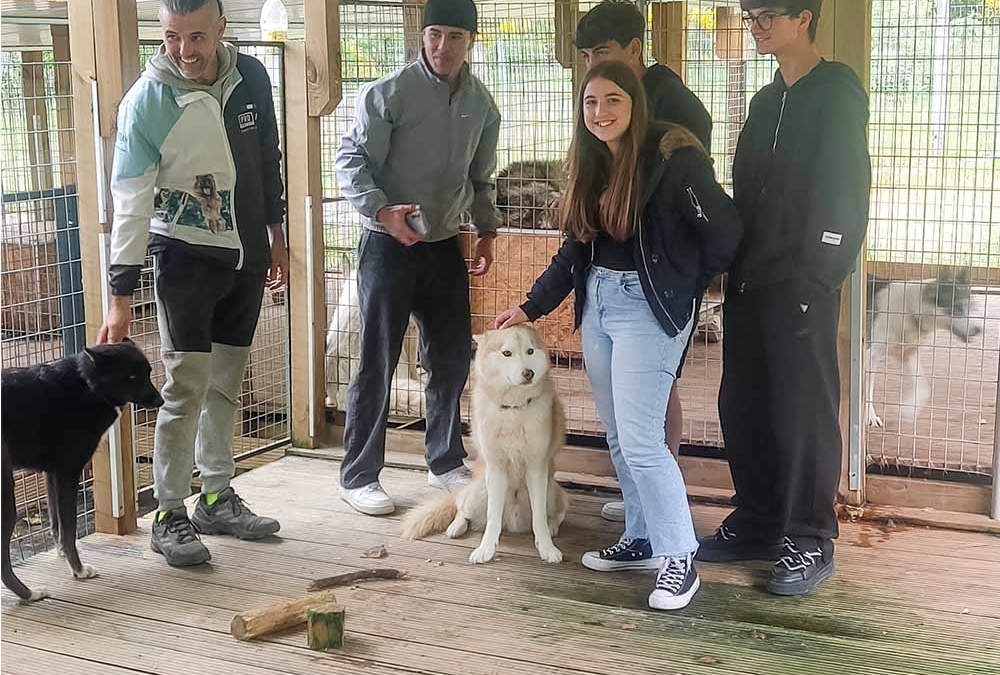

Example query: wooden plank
[651,1,687,79]
[57,530,1000,670]
[860,501,1000,536]
[815,0,873,509]
[7,457,1000,675]
[316,424,736,490]
[285,42,328,448]
[402,0,425,63]
[66,0,137,536]
[553,0,577,68]
[21,51,54,203]
[92,0,139,139]
[50,24,77,187]
[19,543,998,675]
[714,6,744,61]
[869,259,997,286]
[305,0,342,116]
[866,474,992,515]
[0,642,149,675]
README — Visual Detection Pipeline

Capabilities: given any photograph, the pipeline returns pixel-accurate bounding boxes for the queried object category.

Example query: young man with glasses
[697,0,871,596]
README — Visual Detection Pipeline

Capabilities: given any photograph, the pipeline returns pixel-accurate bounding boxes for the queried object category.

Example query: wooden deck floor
[3,455,999,675]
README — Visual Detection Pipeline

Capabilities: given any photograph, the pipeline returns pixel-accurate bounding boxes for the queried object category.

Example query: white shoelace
[601,538,634,557]
[654,555,690,593]
[716,524,736,541]
[776,537,822,571]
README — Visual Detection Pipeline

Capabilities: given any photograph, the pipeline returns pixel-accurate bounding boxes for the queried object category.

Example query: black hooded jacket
[731,59,871,294]
[643,64,712,150]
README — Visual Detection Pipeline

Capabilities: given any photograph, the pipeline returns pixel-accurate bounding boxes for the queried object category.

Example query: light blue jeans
[582,266,699,558]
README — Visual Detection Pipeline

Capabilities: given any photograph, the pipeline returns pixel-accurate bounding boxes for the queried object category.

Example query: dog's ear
[83,346,107,365]
[472,333,485,346]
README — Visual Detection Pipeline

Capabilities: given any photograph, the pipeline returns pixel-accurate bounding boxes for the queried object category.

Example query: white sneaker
[428,465,472,492]
[339,482,395,515]
[601,501,626,522]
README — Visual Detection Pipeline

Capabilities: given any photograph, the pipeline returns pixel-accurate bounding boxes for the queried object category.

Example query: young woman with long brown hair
[495,60,742,610]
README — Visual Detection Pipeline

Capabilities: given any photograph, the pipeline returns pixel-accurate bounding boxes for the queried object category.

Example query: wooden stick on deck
[230,590,338,641]
[307,568,407,591]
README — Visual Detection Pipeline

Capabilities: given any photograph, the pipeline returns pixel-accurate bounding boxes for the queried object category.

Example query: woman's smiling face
[583,76,633,149]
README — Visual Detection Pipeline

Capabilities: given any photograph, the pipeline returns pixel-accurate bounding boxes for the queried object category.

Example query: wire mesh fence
[864,0,999,478]
[130,42,291,508]
[1,48,94,560]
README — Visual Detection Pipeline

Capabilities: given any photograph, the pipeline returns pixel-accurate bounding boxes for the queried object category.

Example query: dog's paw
[536,542,563,564]
[73,564,98,580]
[469,543,496,564]
[24,586,49,603]
[446,518,468,539]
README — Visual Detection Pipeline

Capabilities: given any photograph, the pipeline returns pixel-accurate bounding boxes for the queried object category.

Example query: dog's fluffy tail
[400,491,457,540]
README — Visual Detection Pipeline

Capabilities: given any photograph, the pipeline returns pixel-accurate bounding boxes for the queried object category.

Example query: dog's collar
[500,397,534,410]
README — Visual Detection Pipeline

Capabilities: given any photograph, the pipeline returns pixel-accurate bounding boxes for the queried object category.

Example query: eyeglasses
[741,11,791,31]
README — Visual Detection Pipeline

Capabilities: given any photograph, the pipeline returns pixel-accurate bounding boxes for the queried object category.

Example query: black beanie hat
[422,0,478,34]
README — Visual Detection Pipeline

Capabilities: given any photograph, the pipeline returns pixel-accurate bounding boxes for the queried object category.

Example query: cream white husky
[400,324,568,565]
[324,261,425,416]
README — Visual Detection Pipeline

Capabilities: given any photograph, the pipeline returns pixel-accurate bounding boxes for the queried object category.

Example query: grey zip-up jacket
[335,52,501,241]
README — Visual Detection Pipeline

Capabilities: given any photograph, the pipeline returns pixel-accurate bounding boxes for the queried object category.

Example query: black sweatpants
[340,231,471,489]
[718,280,843,544]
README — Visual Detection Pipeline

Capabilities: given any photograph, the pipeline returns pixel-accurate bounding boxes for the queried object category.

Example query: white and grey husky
[400,324,568,565]
[866,267,982,428]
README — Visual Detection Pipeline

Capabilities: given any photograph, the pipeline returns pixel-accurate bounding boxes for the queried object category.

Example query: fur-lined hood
[653,122,711,162]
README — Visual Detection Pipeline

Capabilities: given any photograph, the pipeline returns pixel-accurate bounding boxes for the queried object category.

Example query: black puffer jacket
[520,125,743,337]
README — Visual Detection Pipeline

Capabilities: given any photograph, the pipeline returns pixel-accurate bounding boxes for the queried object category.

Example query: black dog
[2,338,163,602]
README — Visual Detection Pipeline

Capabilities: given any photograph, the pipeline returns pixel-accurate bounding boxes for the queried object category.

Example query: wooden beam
[816,0,873,508]
[67,0,138,535]
[92,0,139,139]
[651,1,687,80]
[865,475,991,516]
[286,42,328,448]
[21,52,53,194]
[714,6,744,61]
[403,0,425,63]
[554,0,577,69]
[305,0,342,117]
[51,24,77,187]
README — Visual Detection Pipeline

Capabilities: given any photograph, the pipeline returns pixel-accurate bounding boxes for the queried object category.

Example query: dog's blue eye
[502,350,512,357]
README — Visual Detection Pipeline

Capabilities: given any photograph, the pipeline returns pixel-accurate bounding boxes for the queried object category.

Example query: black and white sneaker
[648,554,700,611]
[766,537,835,596]
[695,523,783,563]
[581,538,661,572]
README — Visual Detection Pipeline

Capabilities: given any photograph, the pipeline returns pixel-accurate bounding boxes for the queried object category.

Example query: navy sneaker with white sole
[648,554,700,611]
[581,538,662,572]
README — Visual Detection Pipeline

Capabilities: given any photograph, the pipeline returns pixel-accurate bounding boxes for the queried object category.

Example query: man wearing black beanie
[335,0,501,516]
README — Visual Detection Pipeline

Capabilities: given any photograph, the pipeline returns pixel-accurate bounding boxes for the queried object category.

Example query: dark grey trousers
[340,230,471,489]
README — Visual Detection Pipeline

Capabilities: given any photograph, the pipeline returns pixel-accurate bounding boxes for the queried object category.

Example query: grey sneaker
[191,487,280,540]
[150,508,212,567]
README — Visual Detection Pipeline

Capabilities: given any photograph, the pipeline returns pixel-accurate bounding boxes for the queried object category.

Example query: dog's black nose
[522,368,534,382]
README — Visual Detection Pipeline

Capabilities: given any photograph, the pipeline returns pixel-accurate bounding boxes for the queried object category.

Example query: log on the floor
[307,603,345,650]
[230,589,338,641]
[307,568,407,591]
